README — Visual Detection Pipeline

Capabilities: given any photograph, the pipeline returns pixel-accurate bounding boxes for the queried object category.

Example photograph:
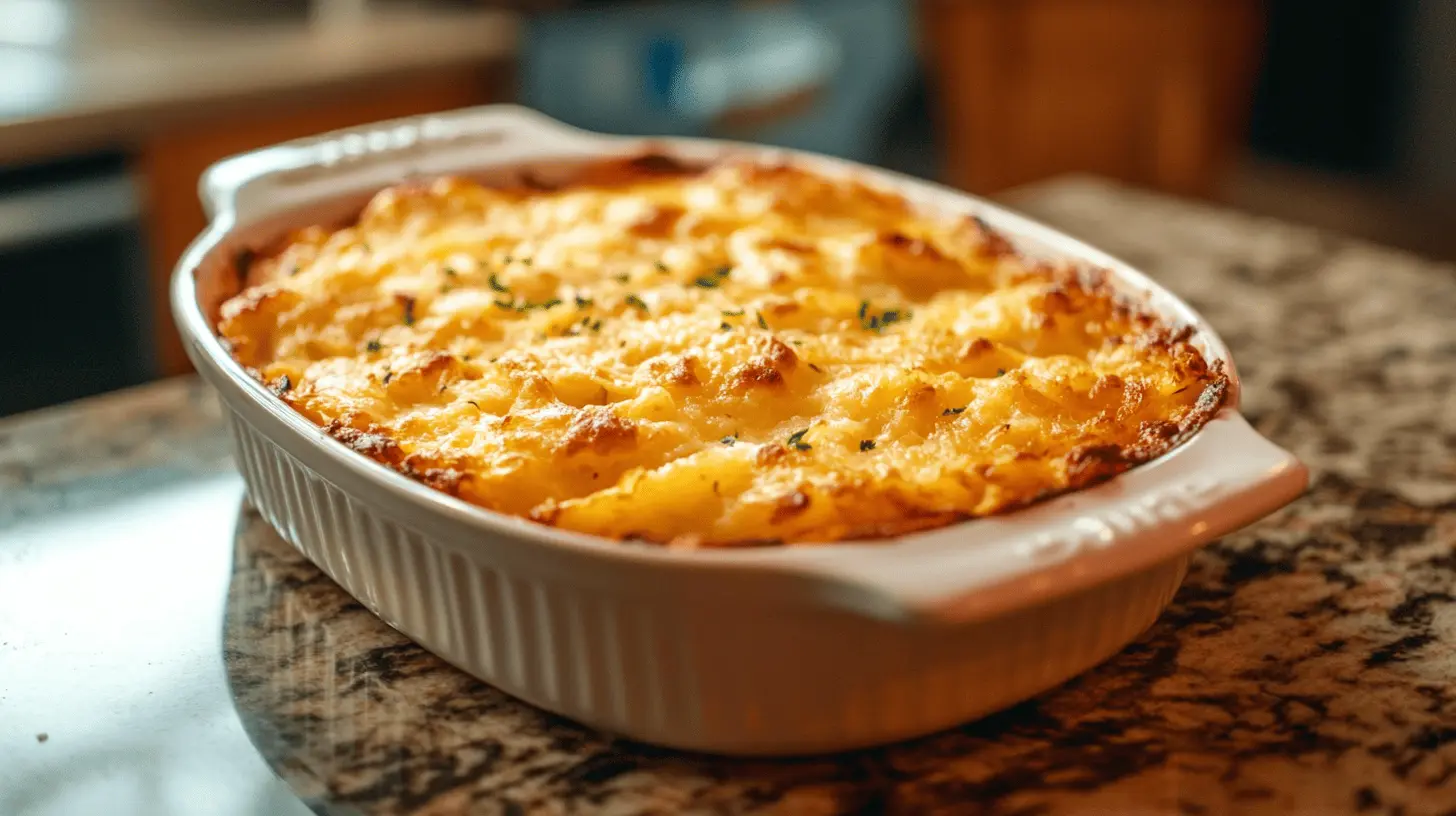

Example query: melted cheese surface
[218,160,1225,546]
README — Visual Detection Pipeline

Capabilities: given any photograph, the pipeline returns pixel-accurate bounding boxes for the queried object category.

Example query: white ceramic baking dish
[173,105,1307,755]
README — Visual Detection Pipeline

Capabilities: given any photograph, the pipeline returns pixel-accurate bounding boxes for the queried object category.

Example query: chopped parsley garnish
[714,265,732,279]
[721,433,738,446]
[807,362,822,373]
[287,264,300,277]
[787,428,811,451]
[720,321,732,331]
[520,257,533,267]
[365,339,382,353]
[614,273,631,283]
[589,319,603,332]
[466,400,481,411]
[757,312,769,330]
[624,294,649,313]
[942,406,967,416]
[722,308,744,317]
[693,276,721,288]
[858,301,910,332]
[996,368,1007,376]
[575,294,593,309]
[493,299,514,311]
[443,266,458,278]
[859,439,876,452]
[401,297,416,326]
[654,261,669,274]
[507,297,564,313]
[382,371,393,385]
[274,375,292,394]
[489,272,510,293]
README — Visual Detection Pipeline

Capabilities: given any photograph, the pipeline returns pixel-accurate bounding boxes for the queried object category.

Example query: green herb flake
[722,308,744,317]
[693,276,720,289]
[489,273,510,293]
[382,371,393,385]
[273,375,292,394]
[756,312,769,330]
[714,265,732,279]
[589,319,603,332]
[401,297,417,326]
[807,362,822,373]
[786,428,812,451]
[720,321,732,331]
[942,406,967,416]
[614,273,631,284]
[624,294,649,313]
[493,299,515,311]
[721,434,737,446]
[443,266,458,278]
[859,439,876,452]
[575,294,593,309]
[654,261,670,274]
[858,301,910,333]
[467,400,481,411]
[365,339,382,353]
[542,298,563,310]
[997,368,1007,376]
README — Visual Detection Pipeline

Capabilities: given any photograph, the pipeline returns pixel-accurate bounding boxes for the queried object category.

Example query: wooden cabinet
[139,66,504,376]
[918,0,1263,197]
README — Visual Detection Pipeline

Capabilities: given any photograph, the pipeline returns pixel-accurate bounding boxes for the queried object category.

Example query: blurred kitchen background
[0,0,1451,417]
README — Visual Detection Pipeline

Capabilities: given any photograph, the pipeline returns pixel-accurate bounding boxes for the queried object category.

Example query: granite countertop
[0,0,518,162]
[5,177,1456,815]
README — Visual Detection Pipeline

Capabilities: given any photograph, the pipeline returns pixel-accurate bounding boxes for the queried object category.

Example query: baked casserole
[216,157,1227,547]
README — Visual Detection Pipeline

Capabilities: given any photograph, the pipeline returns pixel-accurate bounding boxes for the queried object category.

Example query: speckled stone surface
[0,380,232,527]
[16,177,1456,814]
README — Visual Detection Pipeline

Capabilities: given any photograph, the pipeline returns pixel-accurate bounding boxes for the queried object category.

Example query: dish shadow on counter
[219,479,1451,815]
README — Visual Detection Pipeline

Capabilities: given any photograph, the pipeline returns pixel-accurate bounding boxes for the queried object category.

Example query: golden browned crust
[216,156,1229,547]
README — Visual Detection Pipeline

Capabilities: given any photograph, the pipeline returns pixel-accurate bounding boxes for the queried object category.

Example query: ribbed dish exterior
[227,411,1188,755]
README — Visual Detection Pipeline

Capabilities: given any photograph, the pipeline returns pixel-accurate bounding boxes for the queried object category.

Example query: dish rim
[172,104,1305,625]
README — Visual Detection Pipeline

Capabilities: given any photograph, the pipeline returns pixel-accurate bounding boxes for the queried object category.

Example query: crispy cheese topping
[217,158,1226,546]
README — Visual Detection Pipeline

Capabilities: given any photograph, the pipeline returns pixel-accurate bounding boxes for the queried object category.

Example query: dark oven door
[0,153,154,417]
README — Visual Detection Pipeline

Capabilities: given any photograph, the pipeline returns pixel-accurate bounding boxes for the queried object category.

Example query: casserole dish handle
[791,412,1307,625]
[198,105,614,223]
